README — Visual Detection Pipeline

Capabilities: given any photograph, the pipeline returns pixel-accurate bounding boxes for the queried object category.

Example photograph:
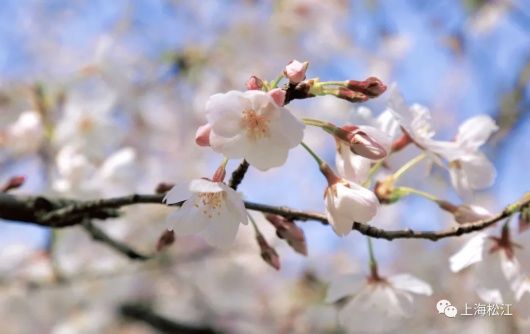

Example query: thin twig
[82,219,151,261]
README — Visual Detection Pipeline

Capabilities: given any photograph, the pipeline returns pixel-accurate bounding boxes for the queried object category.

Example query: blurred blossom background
[1,0,530,333]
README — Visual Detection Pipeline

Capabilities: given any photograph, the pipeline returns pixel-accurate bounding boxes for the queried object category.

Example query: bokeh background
[1,1,530,333]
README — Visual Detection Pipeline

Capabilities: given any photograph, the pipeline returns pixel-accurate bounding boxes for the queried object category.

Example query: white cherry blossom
[326,272,432,332]
[164,178,247,247]
[438,115,498,197]
[205,90,305,171]
[324,178,380,236]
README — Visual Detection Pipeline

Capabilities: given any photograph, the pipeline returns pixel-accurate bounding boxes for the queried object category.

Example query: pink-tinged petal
[325,181,379,236]
[163,182,191,204]
[189,178,224,193]
[388,274,432,296]
[335,141,371,183]
[205,91,248,137]
[325,273,365,303]
[456,115,498,150]
[195,123,211,147]
[268,88,286,107]
[284,59,309,83]
[267,109,305,148]
[449,232,488,272]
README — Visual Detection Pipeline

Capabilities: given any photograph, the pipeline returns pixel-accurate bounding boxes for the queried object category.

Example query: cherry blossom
[164,178,247,247]
[437,115,498,197]
[321,165,380,236]
[205,90,305,171]
[326,272,432,332]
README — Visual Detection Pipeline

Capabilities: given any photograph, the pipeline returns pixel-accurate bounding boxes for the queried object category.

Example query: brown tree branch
[82,219,151,261]
[120,303,223,334]
[1,192,529,241]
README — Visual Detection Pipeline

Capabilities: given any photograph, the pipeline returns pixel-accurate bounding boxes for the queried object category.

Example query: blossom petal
[335,142,371,183]
[200,204,243,248]
[449,232,488,272]
[189,179,224,193]
[163,182,191,204]
[388,274,433,296]
[456,115,498,150]
[206,91,248,137]
[166,195,210,234]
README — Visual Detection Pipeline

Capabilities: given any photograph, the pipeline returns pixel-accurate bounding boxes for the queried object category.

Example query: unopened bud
[284,60,309,84]
[374,177,399,204]
[336,88,368,103]
[334,126,387,160]
[195,123,211,147]
[1,176,25,192]
[246,75,264,90]
[256,234,281,270]
[265,214,307,256]
[346,77,387,98]
[437,201,493,224]
[156,229,175,252]
[155,182,175,194]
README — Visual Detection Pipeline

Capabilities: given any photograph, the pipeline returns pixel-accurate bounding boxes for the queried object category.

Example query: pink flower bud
[256,234,281,270]
[334,126,387,160]
[284,59,309,84]
[268,88,286,107]
[195,123,211,147]
[437,201,493,224]
[156,229,175,252]
[336,87,368,103]
[245,75,264,90]
[1,175,25,192]
[346,77,387,98]
[265,214,307,256]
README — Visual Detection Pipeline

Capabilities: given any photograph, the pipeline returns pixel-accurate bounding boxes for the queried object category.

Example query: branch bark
[1,192,529,241]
